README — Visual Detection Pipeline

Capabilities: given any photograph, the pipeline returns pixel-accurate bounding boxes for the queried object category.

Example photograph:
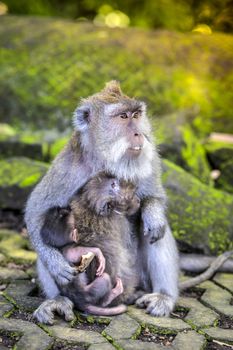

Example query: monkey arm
[137,158,168,243]
[25,144,89,286]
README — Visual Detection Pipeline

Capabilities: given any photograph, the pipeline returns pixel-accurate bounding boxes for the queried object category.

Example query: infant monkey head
[75,172,140,216]
[41,206,77,248]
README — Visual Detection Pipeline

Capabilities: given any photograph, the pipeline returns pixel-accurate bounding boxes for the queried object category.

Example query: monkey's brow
[111,107,142,117]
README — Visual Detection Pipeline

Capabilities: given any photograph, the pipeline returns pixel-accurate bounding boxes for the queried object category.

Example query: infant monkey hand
[75,247,106,276]
[63,246,106,276]
[91,247,106,276]
[76,252,95,273]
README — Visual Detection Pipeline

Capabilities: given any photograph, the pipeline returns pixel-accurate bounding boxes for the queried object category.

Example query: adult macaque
[25,81,179,323]
[38,173,140,319]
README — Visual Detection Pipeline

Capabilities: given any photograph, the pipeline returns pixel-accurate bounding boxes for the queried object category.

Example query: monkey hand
[136,293,174,317]
[142,209,166,243]
[48,253,77,286]
[92,247,106,276]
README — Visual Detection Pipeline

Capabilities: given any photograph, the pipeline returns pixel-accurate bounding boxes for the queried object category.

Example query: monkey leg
[33,296,75,325]
[136,225,179,316]
[85,272,112,301]
[102,277,124,307]
[63,246,106,276]
[37,258,60,298]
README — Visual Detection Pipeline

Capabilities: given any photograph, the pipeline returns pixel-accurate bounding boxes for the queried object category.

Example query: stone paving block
[0,267,28,281]
[4,280,43,311]
[0,318,53,350]
[4,279,36,298]
[89,343,116,350]
[173,330,206,350]
[200,281,233,317]
[49,325,108,345]
[0,345,9,350]
[202,327,233,343]
[117,339,164,349]
[128,306,191,332]
[0,295,14,317]
[213,273,233,293]
[178,297,218,327]
[0,303,13,317]
[103,313,140,340]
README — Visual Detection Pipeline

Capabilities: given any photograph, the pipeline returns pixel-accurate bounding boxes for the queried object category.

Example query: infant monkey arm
[62,246,106,276]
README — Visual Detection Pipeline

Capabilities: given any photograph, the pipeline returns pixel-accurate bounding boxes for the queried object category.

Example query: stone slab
[0,318,53,350]
[178,297,218,327]
[103,313,140,340]
[128,306,191,332]
[173,330,206,350]
[213,273,233,293]
[203,327,233,343]
[200,281,233,317]
[49,325,107,345]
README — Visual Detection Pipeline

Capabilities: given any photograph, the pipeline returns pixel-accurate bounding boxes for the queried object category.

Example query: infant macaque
[41,172,140,315]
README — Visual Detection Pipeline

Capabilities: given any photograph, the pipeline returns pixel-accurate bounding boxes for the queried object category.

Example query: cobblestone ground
[0,230,232,349]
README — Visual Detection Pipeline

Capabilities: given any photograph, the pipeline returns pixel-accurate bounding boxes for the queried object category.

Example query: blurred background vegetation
[2,0,233,33]
[0,0,233,254]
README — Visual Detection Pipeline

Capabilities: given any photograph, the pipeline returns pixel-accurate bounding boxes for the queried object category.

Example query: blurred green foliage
[0,16,232,135]
[2,0,233,33]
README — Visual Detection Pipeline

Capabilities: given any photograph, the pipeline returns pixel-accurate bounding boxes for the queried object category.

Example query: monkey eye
[132,111,140,118]
[119,112,128,119]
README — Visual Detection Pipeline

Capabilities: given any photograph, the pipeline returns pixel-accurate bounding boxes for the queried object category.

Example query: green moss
[181,125,212,185]
[0,157,48,187]
[19,173,43,187]
[148,325,177,335]
[155,112,212,185]
[0,230,37,263]
[163,159,233,254]
[50,136,69,159]
[0,124,16,140]
[131,326,142,340]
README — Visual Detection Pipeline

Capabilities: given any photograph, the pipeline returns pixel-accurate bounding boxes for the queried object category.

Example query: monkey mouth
[113,209,124,215]
[128,146,143,152]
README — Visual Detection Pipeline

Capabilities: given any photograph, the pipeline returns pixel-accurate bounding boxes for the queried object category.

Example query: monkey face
[86,175,121,216]
[84,174,140,216]
[73,81,155,180]
[73,84,151,159]
[113,182,141,216]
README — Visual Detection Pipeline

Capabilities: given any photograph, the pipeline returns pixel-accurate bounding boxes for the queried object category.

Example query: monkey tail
[179,250,233,291]
[85,303,127,316]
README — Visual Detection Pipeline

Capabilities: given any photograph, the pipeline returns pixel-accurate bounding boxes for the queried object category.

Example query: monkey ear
[103,80,122,96]
[73,105,90,132]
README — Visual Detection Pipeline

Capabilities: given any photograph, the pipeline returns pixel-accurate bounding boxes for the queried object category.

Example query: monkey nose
[111,180,120,191]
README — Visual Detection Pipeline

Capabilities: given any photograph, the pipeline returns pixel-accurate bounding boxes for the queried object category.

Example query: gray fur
[25,81,179,321]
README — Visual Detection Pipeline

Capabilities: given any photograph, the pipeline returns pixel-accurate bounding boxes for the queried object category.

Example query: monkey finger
[96,255,106,276]
[56,267,77,285]
[96,258,106,276]
[145,294,174,317]
[135,293,153,308]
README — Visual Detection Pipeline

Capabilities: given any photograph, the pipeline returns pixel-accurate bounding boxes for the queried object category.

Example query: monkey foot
[136,293,174,317]
[33,296,75,325]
